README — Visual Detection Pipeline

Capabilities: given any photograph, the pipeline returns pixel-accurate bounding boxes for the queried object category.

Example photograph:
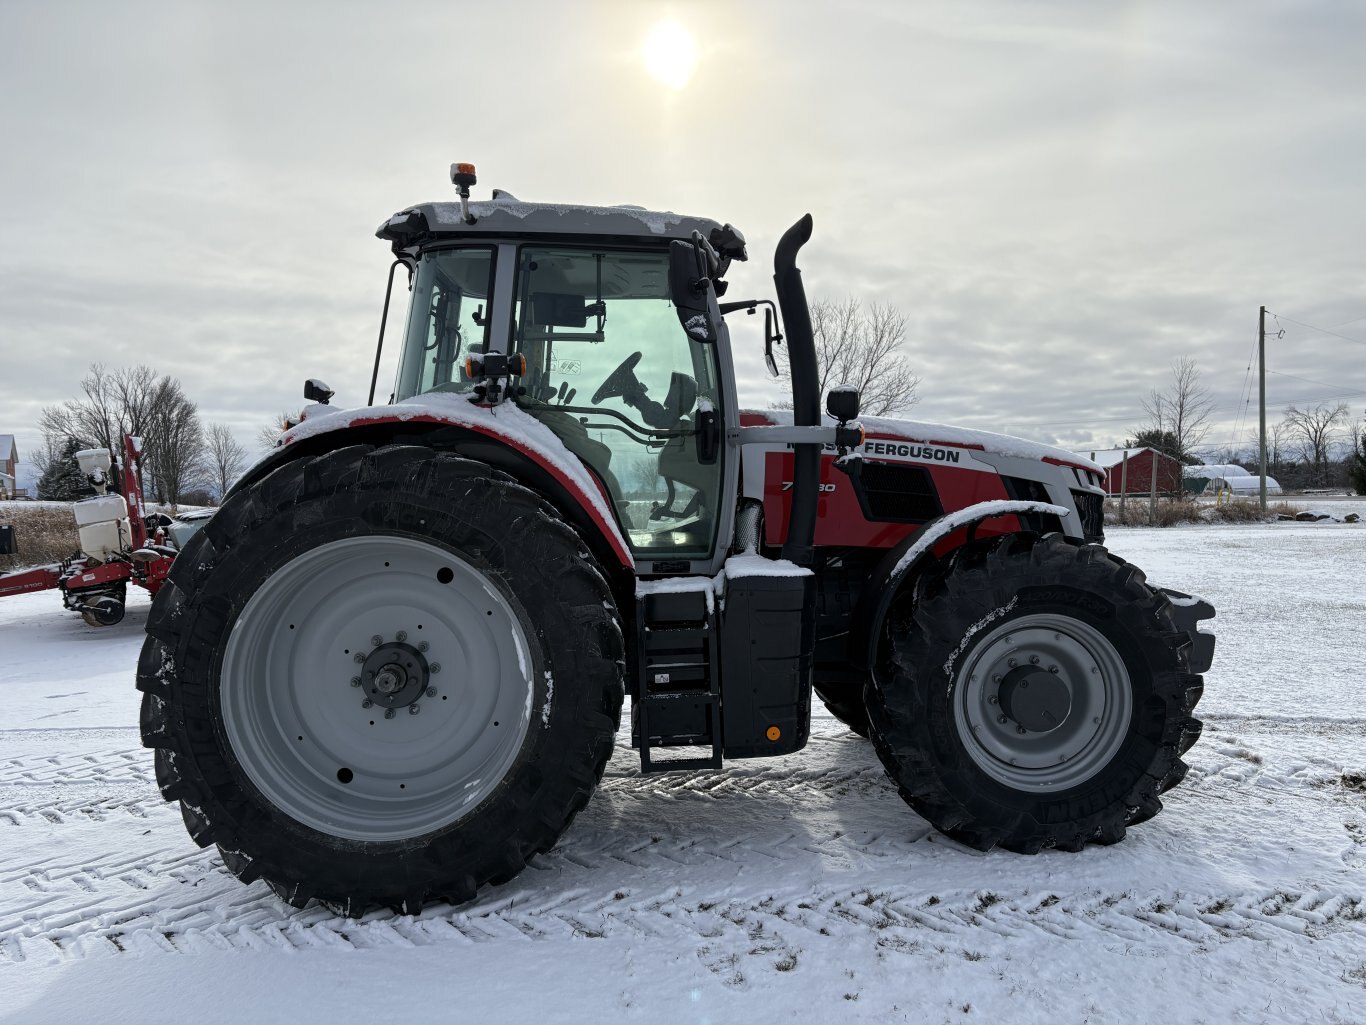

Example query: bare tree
[256,412,297,452]
[39,363,209,504]
[28,434,66,485]
[1136,357,1215,461]
[205,423,247,500]
[143,378,206,503]
[776,297,920,417]
[1282,401,1349,485]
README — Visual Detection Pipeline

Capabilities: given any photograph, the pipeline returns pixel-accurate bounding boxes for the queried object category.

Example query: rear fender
[229,409,634,573]
[847,499,1069,672]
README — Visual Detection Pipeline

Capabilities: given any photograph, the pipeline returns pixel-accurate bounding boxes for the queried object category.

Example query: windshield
[392,247,495,401]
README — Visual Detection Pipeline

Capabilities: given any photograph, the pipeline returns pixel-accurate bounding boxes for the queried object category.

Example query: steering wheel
[593,351,643,404]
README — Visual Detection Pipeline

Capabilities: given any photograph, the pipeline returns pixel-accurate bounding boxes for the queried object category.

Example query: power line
[1266,368,1366,395]
[1267,311,1366,347]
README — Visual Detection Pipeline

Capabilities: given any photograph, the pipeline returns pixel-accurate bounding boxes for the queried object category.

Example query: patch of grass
[974,892,1000,913]
[1104,496,1306,527]
[0,504,80,572]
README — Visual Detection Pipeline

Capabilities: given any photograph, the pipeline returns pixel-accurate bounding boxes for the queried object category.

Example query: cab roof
[377,192,725,253]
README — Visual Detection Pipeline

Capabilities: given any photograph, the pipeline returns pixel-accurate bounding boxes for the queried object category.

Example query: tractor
[138,164,1215,915]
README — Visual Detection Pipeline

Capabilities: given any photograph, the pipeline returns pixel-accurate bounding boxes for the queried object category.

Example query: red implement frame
[0,435,176,622]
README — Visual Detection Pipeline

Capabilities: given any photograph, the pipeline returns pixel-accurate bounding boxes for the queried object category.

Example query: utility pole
[1258,305,1267,513]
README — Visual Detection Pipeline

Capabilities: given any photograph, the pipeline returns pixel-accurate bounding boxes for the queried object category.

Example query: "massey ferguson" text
[861,441,962,463]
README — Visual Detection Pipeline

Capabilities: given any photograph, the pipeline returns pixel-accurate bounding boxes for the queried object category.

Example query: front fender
[231,399,634,570]
[847,500,1070,672]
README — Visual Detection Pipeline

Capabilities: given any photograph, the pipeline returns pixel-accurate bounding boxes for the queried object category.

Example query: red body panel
[759,450,1015,550]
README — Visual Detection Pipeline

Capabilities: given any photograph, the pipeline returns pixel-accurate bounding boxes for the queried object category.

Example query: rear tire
[138,444,624,913]
[867,533,1204,853]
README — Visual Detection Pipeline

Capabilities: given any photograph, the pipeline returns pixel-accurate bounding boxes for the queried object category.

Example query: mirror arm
[368,258,405,405]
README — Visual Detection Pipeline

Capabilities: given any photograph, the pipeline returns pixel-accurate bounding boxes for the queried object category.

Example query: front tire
[138,445,624,913]
[867,533,1204,853]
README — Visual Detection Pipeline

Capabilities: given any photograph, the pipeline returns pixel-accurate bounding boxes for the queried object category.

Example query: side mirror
[668,238,718,344]
[826,385,861,423]
[304,378,334,405]
[763,306,783,377]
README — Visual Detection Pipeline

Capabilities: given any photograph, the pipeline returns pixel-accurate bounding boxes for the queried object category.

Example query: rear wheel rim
[952,612,1133,792]
[221,535,534,842]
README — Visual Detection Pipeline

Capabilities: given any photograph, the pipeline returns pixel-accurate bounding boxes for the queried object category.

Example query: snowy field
[1,523,1363,1024]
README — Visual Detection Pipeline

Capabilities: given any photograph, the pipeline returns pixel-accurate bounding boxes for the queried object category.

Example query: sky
[2,0,1365,489]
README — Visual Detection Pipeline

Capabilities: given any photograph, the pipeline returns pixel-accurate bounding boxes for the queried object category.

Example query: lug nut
[353,653,366,664]
[988,695,998,705]
[1016,726,1027,735]
[371,634,384,647]
[418,641,429,653]
[1048,665,1059,674]
[409,704,420,715]
[361,699,373,709]
[385,708,396,720]
[429,662,441,674]
[997,715,1008,724]
[396,630,407,642]
[351,677,362,687]
[426,686,437,697]
[1029,655,1040,665]
[1007,658,1018,668]
[992,674,1002,684]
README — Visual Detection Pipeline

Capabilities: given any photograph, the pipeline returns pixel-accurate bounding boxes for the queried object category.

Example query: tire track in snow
[3,883,1362,966]
[0,748,152,787]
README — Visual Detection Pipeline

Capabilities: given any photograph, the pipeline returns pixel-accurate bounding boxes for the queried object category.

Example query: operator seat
[650,373,712,521]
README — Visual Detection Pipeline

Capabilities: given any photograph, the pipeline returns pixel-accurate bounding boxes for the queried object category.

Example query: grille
[854,462,942,523]
[1071,489,1105,543]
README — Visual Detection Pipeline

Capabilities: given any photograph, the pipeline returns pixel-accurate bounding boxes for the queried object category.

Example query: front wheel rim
[952,612,1133,792]
[220,535,535,842]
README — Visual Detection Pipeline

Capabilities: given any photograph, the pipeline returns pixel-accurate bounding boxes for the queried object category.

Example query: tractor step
[633,585,722,774]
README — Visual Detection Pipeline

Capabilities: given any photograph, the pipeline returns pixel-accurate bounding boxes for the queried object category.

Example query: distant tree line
[32,363,247,505]
[1127,358,1364,493]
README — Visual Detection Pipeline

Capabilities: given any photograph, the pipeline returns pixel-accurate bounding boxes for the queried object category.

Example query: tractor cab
[377,172,752,575]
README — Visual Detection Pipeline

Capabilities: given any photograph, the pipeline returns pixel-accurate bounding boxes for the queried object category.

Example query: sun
[642,20,698,90]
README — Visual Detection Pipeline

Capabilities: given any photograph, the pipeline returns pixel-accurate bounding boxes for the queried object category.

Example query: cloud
[2,0,1363,481]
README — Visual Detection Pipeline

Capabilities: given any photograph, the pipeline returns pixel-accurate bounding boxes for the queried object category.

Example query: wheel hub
[360,641,429,708]
[953,613,1134,792]
[997,666,1071,733]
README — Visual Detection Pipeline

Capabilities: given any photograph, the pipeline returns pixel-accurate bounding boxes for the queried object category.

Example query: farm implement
[0,435,192,626]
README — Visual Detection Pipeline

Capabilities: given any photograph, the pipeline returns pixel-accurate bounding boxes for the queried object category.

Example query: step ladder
[634,587,722,774]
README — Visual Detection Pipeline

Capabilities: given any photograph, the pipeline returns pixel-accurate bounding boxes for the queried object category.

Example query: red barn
[1084,448,1184,496]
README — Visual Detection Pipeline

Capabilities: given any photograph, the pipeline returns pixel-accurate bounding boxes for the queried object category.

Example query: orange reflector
[513,353,526,376]
[454,162,476,176]
[766,726,782,742]
[464,355,476,378]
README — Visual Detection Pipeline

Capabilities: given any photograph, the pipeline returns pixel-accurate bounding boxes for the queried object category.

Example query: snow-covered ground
[1,523,1363,1024]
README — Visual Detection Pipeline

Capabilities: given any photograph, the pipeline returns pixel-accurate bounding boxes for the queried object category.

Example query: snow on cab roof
[378,193,724,243]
